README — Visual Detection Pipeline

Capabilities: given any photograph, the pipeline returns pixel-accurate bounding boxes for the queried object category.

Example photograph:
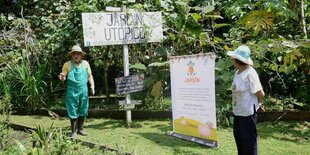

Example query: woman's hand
[258,103,265,112]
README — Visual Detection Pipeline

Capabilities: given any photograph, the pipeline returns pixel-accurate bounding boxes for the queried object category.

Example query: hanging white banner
[82,12,163,46]
[169,53,218,147]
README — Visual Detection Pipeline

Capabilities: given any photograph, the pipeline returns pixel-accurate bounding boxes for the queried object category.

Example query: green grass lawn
[5,115,310,155]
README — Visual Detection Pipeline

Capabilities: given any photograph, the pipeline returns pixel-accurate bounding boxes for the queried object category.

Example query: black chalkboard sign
[115,74,145,95]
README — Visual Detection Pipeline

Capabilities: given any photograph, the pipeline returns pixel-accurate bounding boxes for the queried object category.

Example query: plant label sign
[115,74,145,95]
[82,12,163,46]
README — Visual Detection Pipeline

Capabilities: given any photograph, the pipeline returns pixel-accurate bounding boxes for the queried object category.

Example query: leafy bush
[0,73,12,150]
[0,124,116,155]
[264,96,308,112]
[214,57,234,126]
[7,58,49,108]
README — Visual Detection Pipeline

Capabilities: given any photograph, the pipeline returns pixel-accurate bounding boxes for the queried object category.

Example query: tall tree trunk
[301,0,307,39]
[104,65,110,101]
[305,52,310,93]
[300,0,310,101]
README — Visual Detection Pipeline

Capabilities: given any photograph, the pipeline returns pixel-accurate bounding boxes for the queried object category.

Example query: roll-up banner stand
[169,53,218,148]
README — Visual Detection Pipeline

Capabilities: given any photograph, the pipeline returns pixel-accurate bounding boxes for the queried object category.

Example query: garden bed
[9,123,128,154]
[0,124,120,155]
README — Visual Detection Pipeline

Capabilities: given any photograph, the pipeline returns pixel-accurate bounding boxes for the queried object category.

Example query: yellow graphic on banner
[174,117,217,141]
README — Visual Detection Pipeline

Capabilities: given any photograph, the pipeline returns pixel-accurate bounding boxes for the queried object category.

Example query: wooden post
[121,5,132,127]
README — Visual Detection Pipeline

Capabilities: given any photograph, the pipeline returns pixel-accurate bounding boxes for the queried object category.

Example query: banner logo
[185,61,199,83]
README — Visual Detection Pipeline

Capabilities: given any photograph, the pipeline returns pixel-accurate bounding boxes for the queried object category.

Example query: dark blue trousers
[233,111,258,155]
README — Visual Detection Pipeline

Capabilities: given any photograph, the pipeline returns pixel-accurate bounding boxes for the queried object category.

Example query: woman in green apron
[59,45,95,138]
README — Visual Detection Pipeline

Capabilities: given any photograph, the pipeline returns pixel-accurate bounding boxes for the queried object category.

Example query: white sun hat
[227,45,253,66]
[68,45,86,56]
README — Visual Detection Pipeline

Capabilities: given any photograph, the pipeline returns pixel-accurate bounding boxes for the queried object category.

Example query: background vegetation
[0,1,309,154]
[0,0,309,125]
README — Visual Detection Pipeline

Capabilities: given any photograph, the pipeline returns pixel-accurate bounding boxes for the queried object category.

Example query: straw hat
[68,45,86,56]
[227,45,253,65]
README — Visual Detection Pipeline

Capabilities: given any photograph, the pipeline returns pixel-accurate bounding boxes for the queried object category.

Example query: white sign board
[82,12,163,46]
[169,53,218,147]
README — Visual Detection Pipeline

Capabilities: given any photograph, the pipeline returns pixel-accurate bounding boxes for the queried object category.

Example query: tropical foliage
[0,0,309,123]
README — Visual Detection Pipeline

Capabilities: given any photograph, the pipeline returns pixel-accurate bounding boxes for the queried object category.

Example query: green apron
[66,60,89,119]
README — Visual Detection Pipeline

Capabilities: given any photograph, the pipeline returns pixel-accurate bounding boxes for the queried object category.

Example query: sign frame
[82,12,163,46]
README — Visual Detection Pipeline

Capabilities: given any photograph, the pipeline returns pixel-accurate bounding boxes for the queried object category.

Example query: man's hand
[88,75,95,95]
[90,85,95,95]
[59,73,66,81]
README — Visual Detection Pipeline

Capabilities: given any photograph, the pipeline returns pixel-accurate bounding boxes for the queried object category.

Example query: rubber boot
[78,117,87,136]
[70,119,78,139]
